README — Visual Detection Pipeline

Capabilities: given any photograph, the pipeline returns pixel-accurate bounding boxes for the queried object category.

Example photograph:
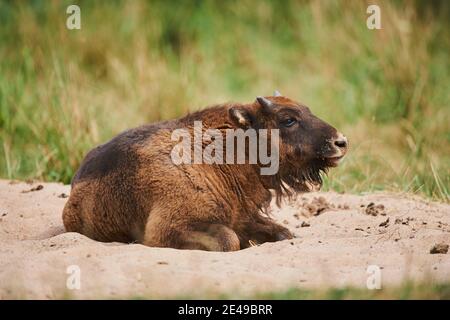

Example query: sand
[0,179,449,299]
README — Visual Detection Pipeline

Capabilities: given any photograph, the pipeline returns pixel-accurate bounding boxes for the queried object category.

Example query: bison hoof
[275,229,293,241]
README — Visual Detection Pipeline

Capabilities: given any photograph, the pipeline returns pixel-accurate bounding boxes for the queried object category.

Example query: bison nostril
[335,140,346,148]
[334,137,348,149]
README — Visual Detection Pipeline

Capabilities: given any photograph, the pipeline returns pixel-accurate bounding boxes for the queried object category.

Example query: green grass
[0,0,449,202]
[9,281,450,300]
[126,282,450,300]
[256,283,450,300]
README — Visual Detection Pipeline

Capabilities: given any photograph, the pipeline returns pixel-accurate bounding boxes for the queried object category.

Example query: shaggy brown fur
[62,95,348,251]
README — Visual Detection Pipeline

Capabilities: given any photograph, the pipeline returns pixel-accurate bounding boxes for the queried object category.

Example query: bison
[62,92,348,251]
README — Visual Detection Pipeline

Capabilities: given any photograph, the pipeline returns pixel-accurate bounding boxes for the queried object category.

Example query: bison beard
[270,160,329,206]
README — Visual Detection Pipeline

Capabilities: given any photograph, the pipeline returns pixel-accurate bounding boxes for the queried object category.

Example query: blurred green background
[0,0,448,201]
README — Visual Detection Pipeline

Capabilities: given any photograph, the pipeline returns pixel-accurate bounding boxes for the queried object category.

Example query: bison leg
[178,224,241,251]
[242,218,293,247]
[144,220,240,252]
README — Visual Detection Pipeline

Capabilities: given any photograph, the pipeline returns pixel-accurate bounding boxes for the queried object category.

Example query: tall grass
[0,0,448,202]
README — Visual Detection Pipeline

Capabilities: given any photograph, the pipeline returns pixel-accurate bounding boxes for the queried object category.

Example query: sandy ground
[0,179,449,299]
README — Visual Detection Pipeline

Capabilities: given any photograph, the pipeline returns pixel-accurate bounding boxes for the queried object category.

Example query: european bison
[62,93,348,251]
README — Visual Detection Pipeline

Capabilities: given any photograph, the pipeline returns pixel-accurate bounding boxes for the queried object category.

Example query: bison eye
[281,118,296,128]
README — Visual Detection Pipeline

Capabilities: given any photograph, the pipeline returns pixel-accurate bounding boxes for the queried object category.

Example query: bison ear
[229,106,253,128]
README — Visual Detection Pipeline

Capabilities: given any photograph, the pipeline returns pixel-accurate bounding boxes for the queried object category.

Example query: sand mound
[0,180,449,299]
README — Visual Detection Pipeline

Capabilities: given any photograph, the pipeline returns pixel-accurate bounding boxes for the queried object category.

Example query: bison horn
[256,96,273,109]
[273,90,282,97]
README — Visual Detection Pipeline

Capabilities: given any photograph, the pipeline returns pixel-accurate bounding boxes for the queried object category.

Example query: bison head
[228,92,348,198]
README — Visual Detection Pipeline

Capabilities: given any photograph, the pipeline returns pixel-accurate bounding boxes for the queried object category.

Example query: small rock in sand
[430,243,449,254]
[308,197,332,216]
[301,221,310,227]
[21,185,44,193]
[365,202,385,216]
[379,217,390,227]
